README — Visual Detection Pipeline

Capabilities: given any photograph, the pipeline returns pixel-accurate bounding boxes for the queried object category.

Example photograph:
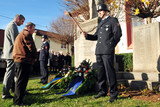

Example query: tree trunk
[66,43,69,53]
[147,17,151,24]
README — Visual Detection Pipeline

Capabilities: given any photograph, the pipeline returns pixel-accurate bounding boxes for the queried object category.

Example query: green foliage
[54,59,97,95]
[54,70,74,89]
[116,53,133,72]
[71,55,74,67]
[76,69,97,95]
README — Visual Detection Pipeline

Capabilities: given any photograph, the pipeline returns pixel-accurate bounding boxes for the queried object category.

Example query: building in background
[33,30,73,56]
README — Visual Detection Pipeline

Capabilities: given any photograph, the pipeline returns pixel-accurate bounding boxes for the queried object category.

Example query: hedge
[116,53,133,72]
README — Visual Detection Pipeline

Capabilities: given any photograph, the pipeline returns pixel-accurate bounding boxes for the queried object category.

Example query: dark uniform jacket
[86,16,122,55]
[65,55,71,66]
[39,41,50,61]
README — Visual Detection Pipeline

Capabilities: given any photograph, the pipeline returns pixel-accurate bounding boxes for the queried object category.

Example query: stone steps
[116,72,160,81]
[116,72,160,90]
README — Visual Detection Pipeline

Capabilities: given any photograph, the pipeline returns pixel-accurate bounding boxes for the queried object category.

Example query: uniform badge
[105,25,109,31]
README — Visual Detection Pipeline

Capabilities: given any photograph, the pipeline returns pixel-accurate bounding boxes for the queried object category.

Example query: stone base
[116,72,160,90]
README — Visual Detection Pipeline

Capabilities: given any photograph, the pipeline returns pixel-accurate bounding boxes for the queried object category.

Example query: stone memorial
[133,22,160,73]
[126,22,160,90]
[74,0,103,67]
[74,18,98,67]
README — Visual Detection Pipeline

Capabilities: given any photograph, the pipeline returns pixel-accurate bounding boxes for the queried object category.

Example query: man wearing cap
[39,35,50,84]
[83,4,122,103]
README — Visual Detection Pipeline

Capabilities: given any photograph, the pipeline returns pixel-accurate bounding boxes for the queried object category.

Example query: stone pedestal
[133,22,160,72]
[74,18,98,68]
[123,22,160,90]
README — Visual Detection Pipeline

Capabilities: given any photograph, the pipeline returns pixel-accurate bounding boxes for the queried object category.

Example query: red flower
[85,70,88,73]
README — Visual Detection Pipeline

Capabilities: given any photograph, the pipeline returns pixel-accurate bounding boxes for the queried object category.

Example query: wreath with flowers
[51,59,97,95]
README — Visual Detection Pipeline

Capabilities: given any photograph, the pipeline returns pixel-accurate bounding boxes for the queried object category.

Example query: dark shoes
[94,93,106,99]
[2,95,14,99]
[94,93,117,103]
[38,81,47,85]
[25,91,30,95]
[42,82,47,85]
[18,102,30,106]
[14,102,30,106]
[38,81,43,84]
[107,97,117,103]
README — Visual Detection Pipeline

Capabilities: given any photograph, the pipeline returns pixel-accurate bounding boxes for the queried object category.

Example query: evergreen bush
[116,53,133,72]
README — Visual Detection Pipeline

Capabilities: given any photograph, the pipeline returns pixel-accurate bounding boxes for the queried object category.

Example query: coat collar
[97,16,111,29]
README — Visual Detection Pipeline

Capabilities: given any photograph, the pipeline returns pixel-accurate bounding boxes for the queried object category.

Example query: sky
[0,0,64,31]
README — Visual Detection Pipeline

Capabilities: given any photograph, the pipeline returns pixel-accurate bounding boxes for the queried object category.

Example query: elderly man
[12,22,37,106]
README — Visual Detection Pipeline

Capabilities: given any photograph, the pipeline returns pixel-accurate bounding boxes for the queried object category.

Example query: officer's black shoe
[14,102,30,106]
[2,95,14,99]
[25,91,30,95]
[107,97,117,103]
[94,93,106,99]
[38,81,43,84]
[43,82,47,85]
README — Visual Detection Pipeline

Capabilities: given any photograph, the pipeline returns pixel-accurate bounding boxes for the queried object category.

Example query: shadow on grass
[57,92,98,100]
[58,92,130,101]
[24,95,60,105]
[24,85,131,105]
[24,88,68,105]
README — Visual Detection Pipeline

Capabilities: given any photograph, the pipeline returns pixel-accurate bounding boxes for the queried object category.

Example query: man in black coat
[65,52,71,66]
[39,35,50,84]
[83,4,122,103]
[58,52,65,71]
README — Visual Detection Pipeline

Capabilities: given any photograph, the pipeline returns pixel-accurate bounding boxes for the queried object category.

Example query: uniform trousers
[40,60,48,83]
[2,59,15,98]
[13,62,31,105]
[96,54,118,98]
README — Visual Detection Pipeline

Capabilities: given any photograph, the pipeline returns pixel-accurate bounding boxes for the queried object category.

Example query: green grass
[1,78,160,107]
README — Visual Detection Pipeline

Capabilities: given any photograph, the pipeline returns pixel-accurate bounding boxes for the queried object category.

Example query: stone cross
[88,0,105,19]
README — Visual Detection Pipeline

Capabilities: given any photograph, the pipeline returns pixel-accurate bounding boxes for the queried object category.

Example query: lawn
[0,77,160,107]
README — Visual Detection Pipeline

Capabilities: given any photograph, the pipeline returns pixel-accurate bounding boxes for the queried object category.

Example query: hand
[83,32,87,38]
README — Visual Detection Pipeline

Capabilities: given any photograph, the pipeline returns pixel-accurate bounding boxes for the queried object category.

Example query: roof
[35,29,64,43]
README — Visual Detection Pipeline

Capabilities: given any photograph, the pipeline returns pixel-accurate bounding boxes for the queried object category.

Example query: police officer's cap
[97,4,110,12]
[42,35,48,39]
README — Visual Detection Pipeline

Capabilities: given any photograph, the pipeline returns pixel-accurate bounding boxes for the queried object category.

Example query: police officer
[39,35,50,84]
[83,4,122,103]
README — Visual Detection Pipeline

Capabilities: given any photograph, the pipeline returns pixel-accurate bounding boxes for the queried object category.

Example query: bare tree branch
[50,15,75,52]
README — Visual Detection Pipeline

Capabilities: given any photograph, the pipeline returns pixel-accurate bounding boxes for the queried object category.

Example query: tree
[125,0,160,23]
[50,15,75,53]
[59,0,89,22]
[60,0,125,22]
[106,0,125,21]
[50,0,125,53]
